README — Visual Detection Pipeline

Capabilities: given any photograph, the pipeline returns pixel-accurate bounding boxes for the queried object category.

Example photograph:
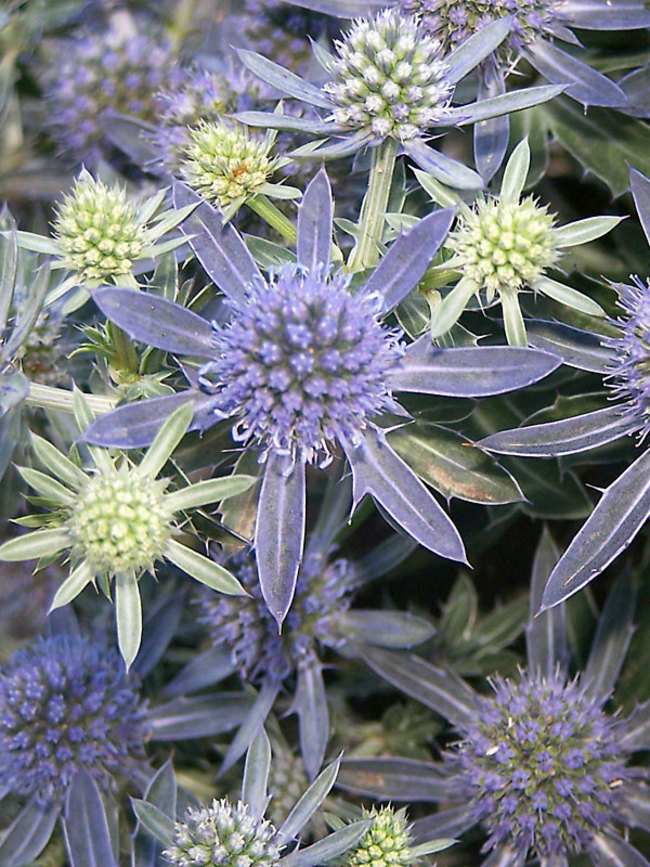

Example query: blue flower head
[87,170,559,628]
[0,635,147,803]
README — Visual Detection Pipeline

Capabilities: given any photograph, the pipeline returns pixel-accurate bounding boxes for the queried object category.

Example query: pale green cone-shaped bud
[346,807,414,867]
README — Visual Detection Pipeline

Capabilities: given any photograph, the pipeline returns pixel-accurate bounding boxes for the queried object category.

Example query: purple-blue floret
[0,636,147,803]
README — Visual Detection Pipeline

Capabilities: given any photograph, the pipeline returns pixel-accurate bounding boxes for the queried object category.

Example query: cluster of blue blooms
[3,0,650,865]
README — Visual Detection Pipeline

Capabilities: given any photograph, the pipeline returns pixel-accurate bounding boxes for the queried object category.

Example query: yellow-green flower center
[448,196,557,298]
[68,467,173,574]
[53,176,146,285]
[181,121,275,207]
[347,807,413,867]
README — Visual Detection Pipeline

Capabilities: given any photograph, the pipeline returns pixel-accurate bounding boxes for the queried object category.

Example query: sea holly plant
[283,0,650,180]
[0,397,254,668]
[14,169,195,310]
[478,167,650,610]
[132,731,371,867]
[83,169,560,628]
[233,9,563,268]
[337,531,650,866]
[421,138,620,346]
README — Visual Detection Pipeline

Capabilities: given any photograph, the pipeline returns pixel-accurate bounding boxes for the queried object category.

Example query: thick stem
[348,138,399,273]
[26,384,116,415]
[247,195,297,245]
[108,321,140,376]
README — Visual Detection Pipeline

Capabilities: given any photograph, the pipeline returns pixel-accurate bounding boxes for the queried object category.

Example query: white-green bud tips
[53,173,147,285]
[68,466,173,575]
[164,799,282,867]
[182,121,277,208]
[448,196,557,298]
[325,10,452,141]
[346,807,413,867]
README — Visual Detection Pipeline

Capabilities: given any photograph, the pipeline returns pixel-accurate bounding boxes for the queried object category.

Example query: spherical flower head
[198,263,404,463]
[43,29,183,165]
[398,0,556,56]
[324,9,453,141]
[347,806,414,867]
[0,635,146,803]
[154,69,237,172]
[606,277,650,438]
[181,121,277,208]
[16,311,67,386]
[197,549,355,684]
[164,799,282,867]
[453,669,630,859]
[52,174,147,285]
[447,195,558,300]
[67,463,174,575]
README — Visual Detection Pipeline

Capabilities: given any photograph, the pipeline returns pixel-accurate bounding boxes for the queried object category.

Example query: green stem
[109,322,139,376]
[348,138,399,273]
[26,384,116,415]
[247,195,297,245]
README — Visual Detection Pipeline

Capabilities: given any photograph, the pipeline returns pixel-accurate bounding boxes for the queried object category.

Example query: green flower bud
[346,807,413,867]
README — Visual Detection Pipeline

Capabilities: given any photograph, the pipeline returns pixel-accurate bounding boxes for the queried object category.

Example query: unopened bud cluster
[68,465,173,574]
[181,121,276,207]
[324,10,452,140]
[163,799,282,867]
[347,807,414,867]
[448,196,557,298]
[53,175,147,284]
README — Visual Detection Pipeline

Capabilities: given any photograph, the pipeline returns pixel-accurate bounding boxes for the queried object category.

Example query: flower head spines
[324,10,452,141]
[67,463,174,575]
[399,0,556,56]
[448,195,558,299]
[52,173,148,285]
[0,635,146,802]
[181,121,277,209]
[197,263,404,463]
[453,669,630,859]
[347,807,414,867]
[163,799,283,867]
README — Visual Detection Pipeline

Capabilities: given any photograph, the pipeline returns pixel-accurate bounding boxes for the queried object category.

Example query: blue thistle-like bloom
[454,670,629,859]
[0,635,146,803]
[198,263,404,463]
[197,548,354,684]
[42,27,184,166]
[340,537,650,864]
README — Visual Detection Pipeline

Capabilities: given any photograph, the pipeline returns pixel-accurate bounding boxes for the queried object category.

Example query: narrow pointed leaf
[233,111,333,134]
[14,231,60,255]
[526,528,566,678]
[564,1,650,29]
[444,17,511,85]
[165,475,257,512]
[294,130,378,160]
[238,48,334,108]
[256,454,306,627]
[116,572,142,671]
[280,821,372,867]
[101,113,160,165]
[147,694,251,740]
[162,645,236,696]
[31,434,85,488]
[18,466,76,505]
[501,138,530,201]
[340,610,434,647]
[295,657,329,780]
[403,139,483,189]
[277,755,341,845]
[543,447,650,609]
[411,806,476,843]
[0,797,59,865]
[429,278,476,337]
[553,215,623,247]
[131,800,175,848]
[0,527,70,562]
[138,404,193,478]
[526,319,615,373]
[365,208,456,314]
[523,39,627,107]
[443,85,565,127]
[63,771,118,867]
[50,560,95,611]
[620,701,650,751]
[501,288,527,346]
[283,0,384,14]
[479,406,634,457]
[592,832,650,867]
[242,730,272,821]
[144,758,177,818]
[221,681,280,774]
[83,390,221,449]
[164,539,246,595]
[345,428,467,564]
[630,167,650,246]
[297,169,332,272]
[338,756,456,801]
[583,573,636,704]
[389,343,560,397]
[172,182,261,303]
[474,68,509,183]
[619,782,650,834]
[93,288,215,357]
